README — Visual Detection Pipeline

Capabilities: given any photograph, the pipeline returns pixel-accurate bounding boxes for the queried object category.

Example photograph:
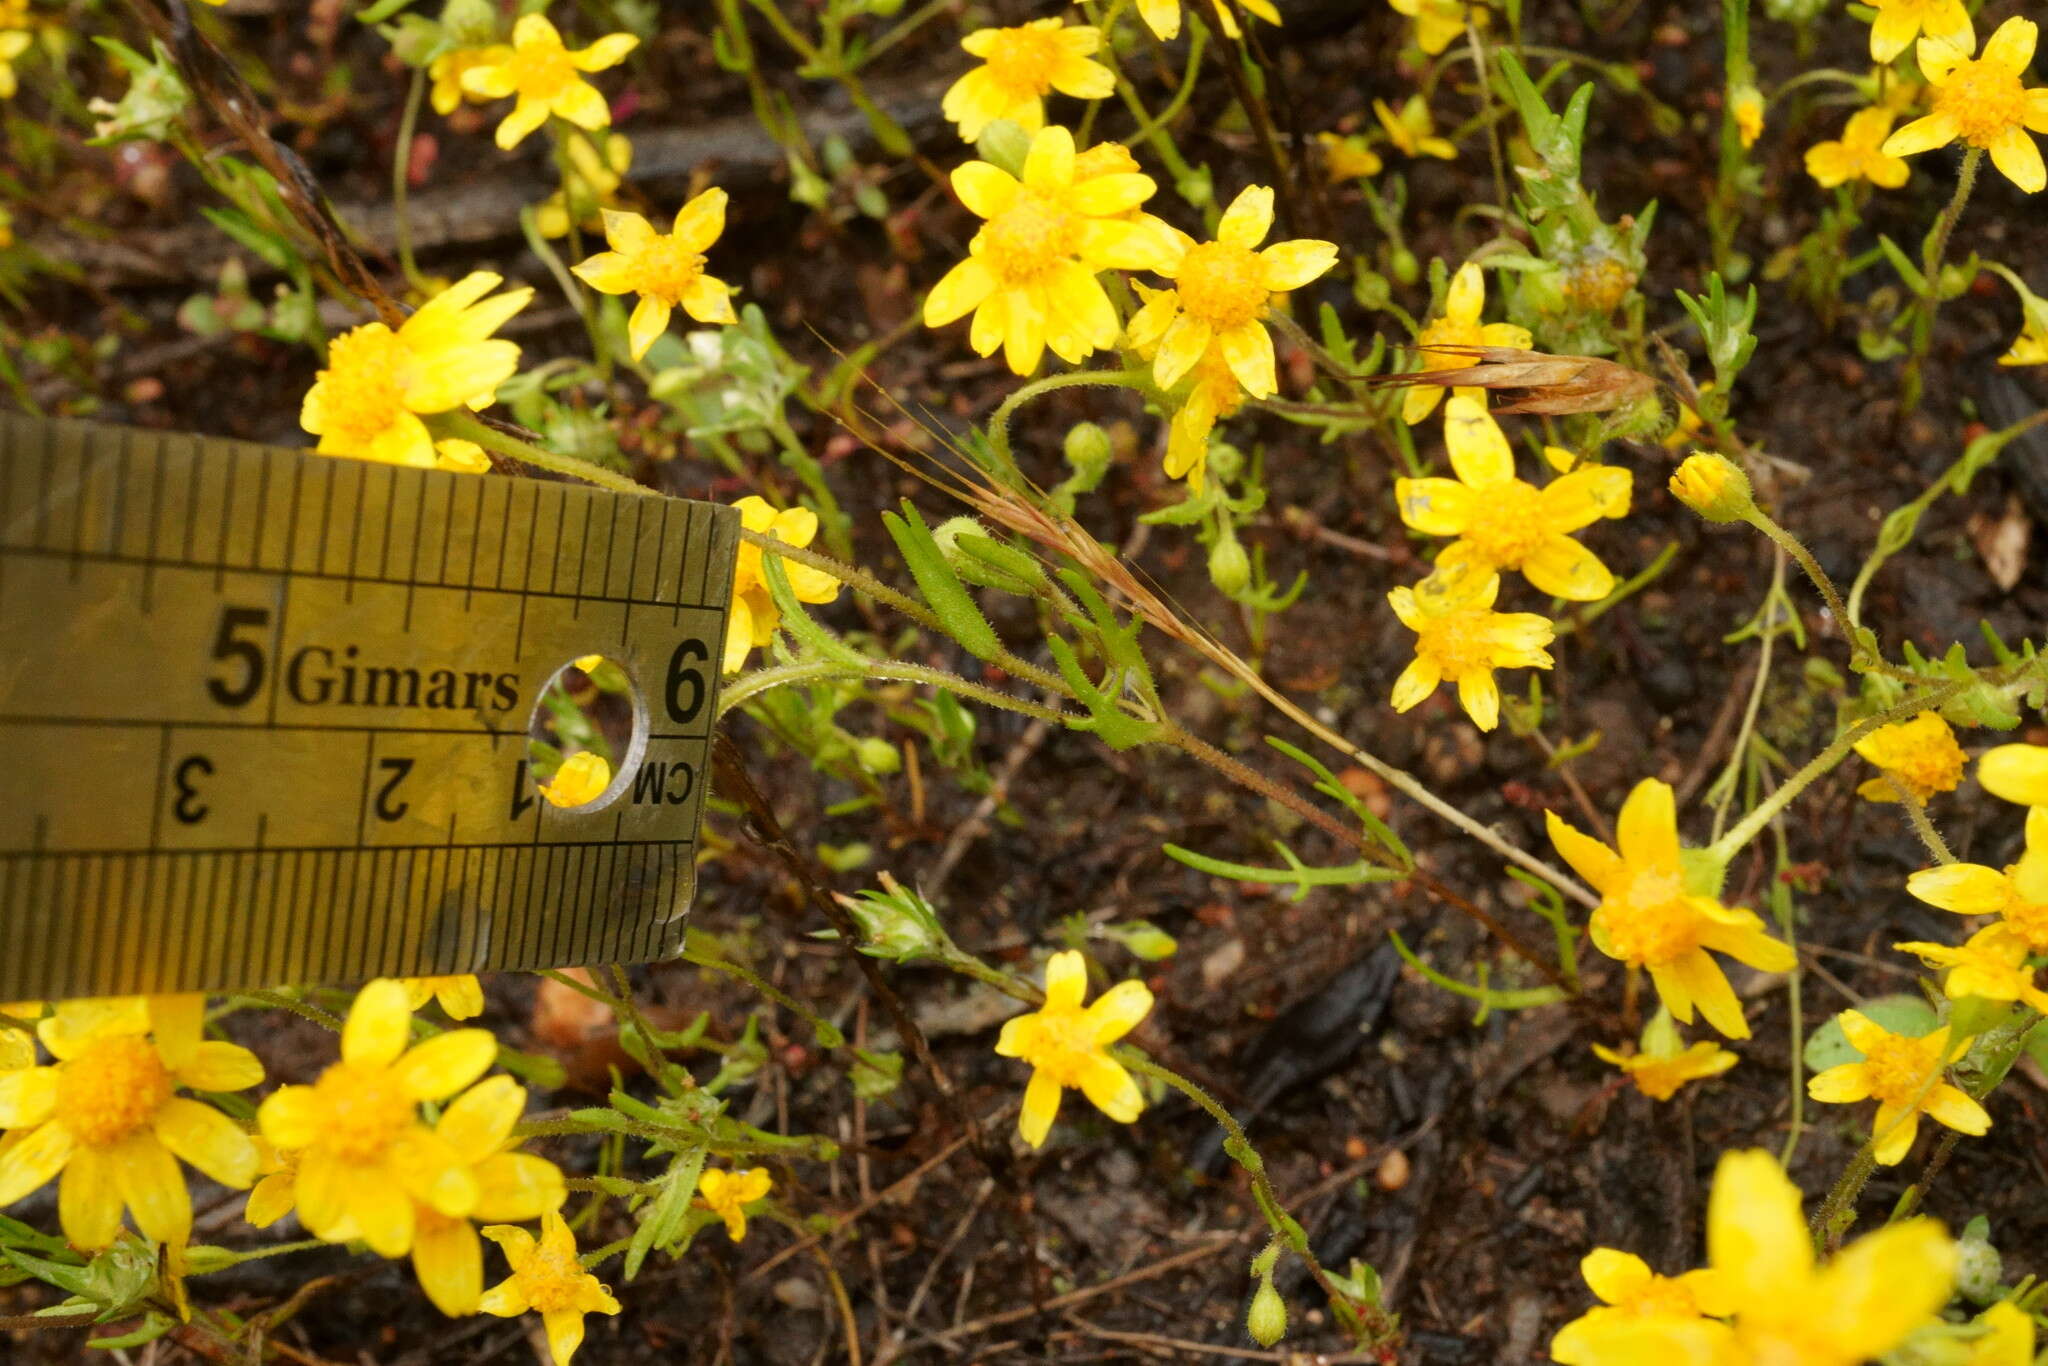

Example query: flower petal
[1395,477,1476,536]
[1808,1217,1956,1358]
[1152,313,1213,390]
[1389,656,1441,714]
[176,1041,265,1093]
[1580,1248,1651,1307]
[393,1029,497,1102]
[153,1097,258,1188]
[413,1216,483,1317]
[1923,1083,1990,1136]
[1444,261,1484,323]
[1979,744,2048,806]
[344,980,416,1068]
[1042,950,1088,1011]
[438,1074,524,1164]
[1075,1054,1145,1123]
[627,295,673,362]
[1982,17,2038,74]
[1443,395,1512,486]
[1882,110,1959,158]
[1987,124,2046,195]
[1615,779,1681,870]
[1259,239,1338,293]
[1538,466,1632,530]
[570,32,639,73]
[1521,536,1614,601]
[112,1132,191,1247]
[1457,671,1502,732]
[1806,1061,1873,1103]
[1670,948,1747,1039]
[1216,185,1274,248]
[1217,321,1277,399]
[258,1084,320,1150]
[0,1067,57,1129]
[1084,980,1154,1044]
[1020,125,1075,191]
[1018,1067,1062,1148]
[1545,813,1625,896]
[544,1307,589,1366]
[472,1153,567,1222]
[59,1144,123,1249]
[1907,863,2013,914]
[1705,1149,1812,1302]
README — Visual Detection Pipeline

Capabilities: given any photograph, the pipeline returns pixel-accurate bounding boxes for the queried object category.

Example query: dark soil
[7,0,2048,1363]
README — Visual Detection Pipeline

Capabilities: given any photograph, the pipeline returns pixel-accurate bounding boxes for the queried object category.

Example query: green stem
[1809,1143,1877,1251]
[434,410,647,494]
[1898,792,1955,866]
[720,658,1077,724]
[1740,505,1880,673]
[1769,825,1805,1168]
[1902,146,1983,413]
[392,68,428,293]
[985,368,1153,481]
[1709,550,1784,844]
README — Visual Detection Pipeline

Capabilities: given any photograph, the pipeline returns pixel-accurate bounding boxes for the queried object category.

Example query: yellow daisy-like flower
[1590,1041,1738,1102]
[1112,0,1280,43]
[923,125,1170,376]
[994,949,1153,1149]
[403,975,487,1021]
[0,995,261,1251]
[1805,107,1911,189]
[942,20,1112,144]
[1882,18,2048,194]
[460,14,638,152]
[697,1166,772,1241]
[480,1209,620,1366]
[1374,94,1458,164]
[1807,1010,1988,1166]
[1395,394,1630,601]
[256,978,497,1257]
[1546,779,1796,1038]
[1553,1149,1954,1365]
[1317,131,1383,182]
[571,190,737,362]
[1978,742,2048,806]
[726,496,840,673]
[1996,275,2048,366]
[429,47,499,117]
[0,28,30,101]
[1852,711,1967,803]
[1896,924,2048,1013]
[1731,85,1765,149]
[1864,0,1972,64]
[1400,261,1532,424]
[536,131,631,239]
[1388,0,1476,57]
[1550,1248,1734,1365]
[540,751,611,808]
[1386,562,1554,732]
[300,272,531,469]
[1126,184,1337,402]
[1123,283,1246,493]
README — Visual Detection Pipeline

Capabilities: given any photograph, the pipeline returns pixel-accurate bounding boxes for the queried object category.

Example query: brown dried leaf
[1365,346,1659,415]
[1968,494,2031,592]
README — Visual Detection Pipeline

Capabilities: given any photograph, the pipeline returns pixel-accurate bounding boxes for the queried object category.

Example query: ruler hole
[526,653,645,812]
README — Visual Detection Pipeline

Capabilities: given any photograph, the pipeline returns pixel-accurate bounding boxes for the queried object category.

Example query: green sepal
[884,502,1003,660]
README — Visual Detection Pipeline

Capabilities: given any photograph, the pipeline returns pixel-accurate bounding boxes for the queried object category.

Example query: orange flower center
[1623,1276,1704,1319]
[1564,258,1636,315]
[519,1242,592,1312]
[1417,315,1483,372]
[318,325,413,446]
[1014,1007,1099,1087]
[1593,869,1701,967]
[625,235,705,304]
[1935,59,2030,147]
[2000,887,2048,952]
[312,1061,418,1163]
[508,41,577,102]
[57,1034,173,1146]
[1860,1035,1937,1106]
[978,189,1080,283]
[982,27,1065,96]
[1412,604,1504,681]
[1175,241,1269,331]
[1458,479,1548,567]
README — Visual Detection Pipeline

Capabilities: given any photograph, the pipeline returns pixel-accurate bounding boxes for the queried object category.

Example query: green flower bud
[837,883,947,963]
[855,737,901,776]
[1206,440,1245,486]
[1956,1234,2002,1305]
[1247,1279,1287,1347]
[931,516,1046,596]
[439,0,499,46]
[1390,247,1420,286]
[1668,452,1754,524]
[975,120,1031,179]
[1063,421,1113,480]
[1208,532,1251,597]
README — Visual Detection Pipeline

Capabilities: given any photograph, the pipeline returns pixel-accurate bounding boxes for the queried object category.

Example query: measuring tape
[0,414,737,1001]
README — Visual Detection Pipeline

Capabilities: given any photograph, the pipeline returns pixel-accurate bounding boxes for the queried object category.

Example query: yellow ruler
[0,414,737,1000]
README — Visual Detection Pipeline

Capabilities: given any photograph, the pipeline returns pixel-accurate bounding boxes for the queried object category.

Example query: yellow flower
[435,438,493,474]
[1667,451,1754,523]
[1550,1248,1734,1365]
[1896,924,2048,1013]
[697,1166,772,1241]
[1659,384,1712,452]
[1126,185,1336,401]
[0,1001,36,1072]
[1992,271,2048,366]
[256,978,497,1256]
[300,272,531,468]
[1166,349,1247,492]
[1396,395,1630,600]
[1864,0,1972,64]
[1386,561,1553,732]
[1374,94,1458,163]
[403,975,487,1020]
[1853,711,1967,803]
[1552,1149,1954,1365]
[1882,18,2048,194]
[1806,1010,1988,1165]
[540,751,611,808]
[1968,1302,2036,1366]
[994,950,1153,1148]
[1978,742,2048,806]
[1805,107,1911,188]
[0,996,261,1251]
[0,28,30,100]
[942,20,1112,143]
[1317,131,1383,182]
[1732,85,1765,149]
[571,191,737,362]
[725,496,840,673]
[1590,1041,1738,1102]
[1400,261,1531,424]
[460,13,638,151]
[480,1209,620,1366]
[923,125,1170,376]
[1388,0,1476,56]
[1114,0,1280,43]
[429,47,499,116]
[1546,779,1796,1038]
[250,1077,566,1317]
[536,131,631,239]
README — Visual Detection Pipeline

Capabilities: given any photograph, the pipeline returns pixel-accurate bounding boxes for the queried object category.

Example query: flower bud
[1063,421,1112,482]
[1669,452,1754,524]
[932,516,1045,596]
[1731,85,1765,149]
[1956,1233,2003,1305]
[1208,532,1251,597]
[439,0,498,46]
[1246,1279,1287,1347]
[855,737,901,776]
[1206,440,1246,486]
[1390,247,1420,286]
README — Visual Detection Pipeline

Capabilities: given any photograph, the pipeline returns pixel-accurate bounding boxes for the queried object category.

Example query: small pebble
[1376,1149,1410,1191]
